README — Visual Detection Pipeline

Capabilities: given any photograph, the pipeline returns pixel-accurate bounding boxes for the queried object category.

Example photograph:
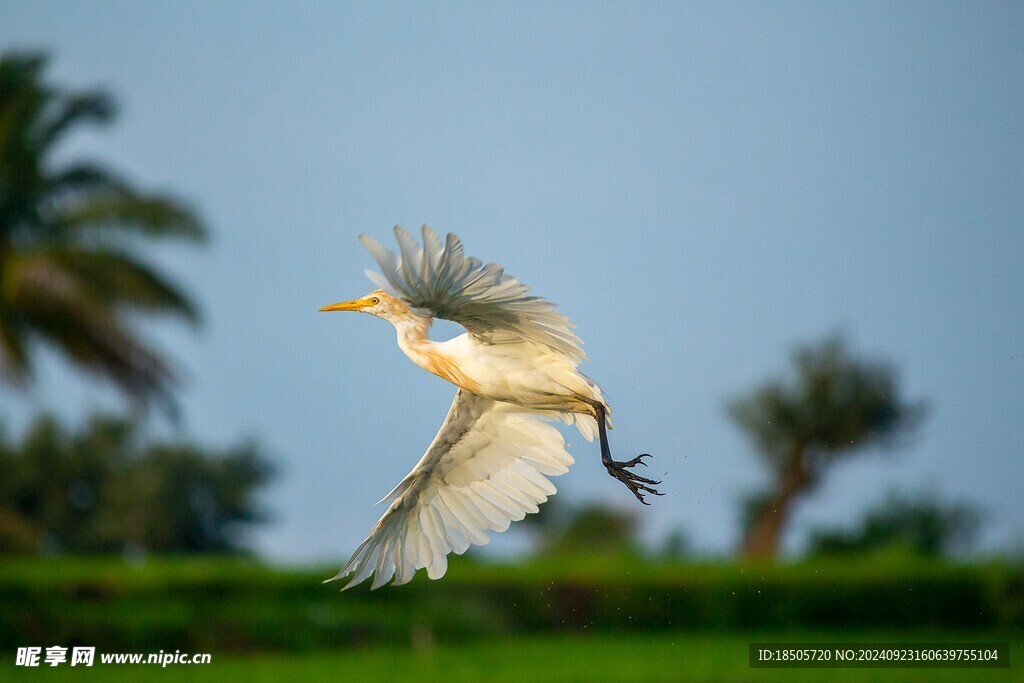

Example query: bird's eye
[370,297,380,305]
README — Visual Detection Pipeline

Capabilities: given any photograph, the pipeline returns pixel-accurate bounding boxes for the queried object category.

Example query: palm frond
[0,311,31,384]
[58,192,206,242]
[5,250,180,416]
[44,162,129,199]
[45,248,200,323]
[39,92,115,149]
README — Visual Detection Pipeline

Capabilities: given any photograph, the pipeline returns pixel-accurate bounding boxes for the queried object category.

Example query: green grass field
[4,557,1021,680]
[8,631,1021,682]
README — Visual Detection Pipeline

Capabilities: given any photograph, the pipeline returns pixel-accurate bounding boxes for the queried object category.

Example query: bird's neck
[391,313,434,355]
[390,313,481,393]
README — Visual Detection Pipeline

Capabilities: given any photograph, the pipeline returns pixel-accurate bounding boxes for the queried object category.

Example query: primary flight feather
[321,226,661,589]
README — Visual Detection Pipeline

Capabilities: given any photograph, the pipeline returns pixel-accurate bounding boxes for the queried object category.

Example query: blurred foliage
[808,491,982,558]
[728,336,925,558]
[657,528,692,561]
[0,413,274,555]
[0,51,205,416]
[0,556,1020,653]
[524,497,640,558]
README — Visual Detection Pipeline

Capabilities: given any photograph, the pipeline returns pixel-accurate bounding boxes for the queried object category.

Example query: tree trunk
[741,447,811,559]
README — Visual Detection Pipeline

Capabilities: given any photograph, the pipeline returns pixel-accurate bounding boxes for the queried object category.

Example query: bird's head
[319,289,411,323]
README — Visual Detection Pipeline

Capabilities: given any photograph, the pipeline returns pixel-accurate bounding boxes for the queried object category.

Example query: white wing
[327,390,573,590]
[360,225,586,362]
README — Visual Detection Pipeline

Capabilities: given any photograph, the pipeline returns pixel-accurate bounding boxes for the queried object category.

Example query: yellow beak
[319,298,369,312]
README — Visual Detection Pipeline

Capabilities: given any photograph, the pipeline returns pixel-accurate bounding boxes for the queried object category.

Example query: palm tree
[0,52,205,415]
[728,336,924,558]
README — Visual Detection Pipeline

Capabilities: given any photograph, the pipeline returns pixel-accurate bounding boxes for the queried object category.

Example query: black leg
[594,403,663,505]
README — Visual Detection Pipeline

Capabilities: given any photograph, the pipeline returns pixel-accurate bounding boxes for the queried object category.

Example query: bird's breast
[421,351,483,393]
[399,338,484,394]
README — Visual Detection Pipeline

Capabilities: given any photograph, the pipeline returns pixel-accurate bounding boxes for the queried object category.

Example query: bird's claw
[621,453,652,468]
[604,453,664,505]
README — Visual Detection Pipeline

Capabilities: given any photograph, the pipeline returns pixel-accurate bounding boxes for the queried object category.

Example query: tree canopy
[0,51,205,415]
[0,414,274,555]
[729,336,925,558]
[808,491,981,558]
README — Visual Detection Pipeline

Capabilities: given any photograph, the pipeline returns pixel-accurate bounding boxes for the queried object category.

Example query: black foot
[603,453,663,505]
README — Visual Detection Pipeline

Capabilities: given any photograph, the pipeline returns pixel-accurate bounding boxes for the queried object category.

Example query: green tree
[0,52,204,415]
[808,491,981,558]
[729,336,924,559]
[0,413,274,555]
[526,498,640,558]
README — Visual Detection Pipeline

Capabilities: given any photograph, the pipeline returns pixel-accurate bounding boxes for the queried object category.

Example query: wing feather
[438,490,489,545]
[358,226,586,361]
[442,489,488,535]
[461,490,509,530]
[327,390,573,589]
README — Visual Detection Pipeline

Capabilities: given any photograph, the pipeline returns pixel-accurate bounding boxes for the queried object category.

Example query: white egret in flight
[320,226,661,589]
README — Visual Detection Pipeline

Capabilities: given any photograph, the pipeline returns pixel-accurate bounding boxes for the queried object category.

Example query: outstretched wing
[327,390,573,589]
[360,225,586,361]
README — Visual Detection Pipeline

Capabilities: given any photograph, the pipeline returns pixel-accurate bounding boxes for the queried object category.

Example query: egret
[320,226,661,589]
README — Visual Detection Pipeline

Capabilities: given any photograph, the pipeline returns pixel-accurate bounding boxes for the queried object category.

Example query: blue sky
[1,1,1022,562]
